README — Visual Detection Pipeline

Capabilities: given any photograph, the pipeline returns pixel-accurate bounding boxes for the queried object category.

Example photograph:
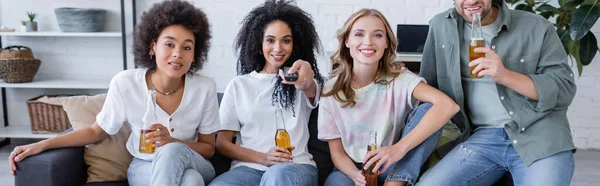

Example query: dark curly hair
[134,0,211,74]
[235,0,324,114]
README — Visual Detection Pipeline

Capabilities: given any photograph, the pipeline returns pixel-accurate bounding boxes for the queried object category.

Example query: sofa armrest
[14,129,88,186]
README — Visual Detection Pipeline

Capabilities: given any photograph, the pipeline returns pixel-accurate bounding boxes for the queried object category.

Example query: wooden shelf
[0,125,59,139]
[0,31,123,37]
[0,78,110,89]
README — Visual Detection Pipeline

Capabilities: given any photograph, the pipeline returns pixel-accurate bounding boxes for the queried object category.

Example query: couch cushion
[61,94,132,183]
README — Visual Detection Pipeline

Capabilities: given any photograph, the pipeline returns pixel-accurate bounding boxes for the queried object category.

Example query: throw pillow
[61,94,132,183]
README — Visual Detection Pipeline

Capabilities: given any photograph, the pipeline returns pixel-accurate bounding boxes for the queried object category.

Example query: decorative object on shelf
[0,45,41,83]
[55,7,106,32]
[26,95,71,134]
[25,11,38,32]
[19,21,27,32]
[0,25,15,32]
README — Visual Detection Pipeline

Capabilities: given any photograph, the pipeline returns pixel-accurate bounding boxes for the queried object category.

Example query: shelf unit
[0,0,137,143]
[0,31,123,37]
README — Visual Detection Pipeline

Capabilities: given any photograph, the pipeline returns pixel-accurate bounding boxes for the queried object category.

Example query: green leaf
[559,0,570,6]
[537,3,559,18]
[516,4,535,12]
[564,0,585,11]
[537,3,558,12]
[570,5,600,40]
[582,0,598,5]
[579,32,598,65]
[506,0,522,4]
[559,29,572,55]
[568,39,583,75]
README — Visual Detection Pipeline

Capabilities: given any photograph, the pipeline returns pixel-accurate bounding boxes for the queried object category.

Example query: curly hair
[133,0,211,74]
[235,0,324,114]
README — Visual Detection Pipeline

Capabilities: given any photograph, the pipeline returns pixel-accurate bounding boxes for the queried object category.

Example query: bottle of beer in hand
[274,109,292,154]
[139,90,158,153]
[363,131,378,186]
[469,12,485,78]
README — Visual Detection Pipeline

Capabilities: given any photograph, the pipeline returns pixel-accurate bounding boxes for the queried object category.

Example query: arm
[394,82,459,154]
[328,139,365,185]
[216,130,266,165]
[215,130,292,166]
[471,24,576,112]
[176,133,215,159]
[280,60,318,102]
[363,82,459,172]
[40,122,108,149]
[10,122,108,175]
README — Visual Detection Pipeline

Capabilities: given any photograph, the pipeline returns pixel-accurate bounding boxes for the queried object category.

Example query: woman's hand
[353,170,366,186]
[146,124,177,147]
[9,142,47,175]
[262,146,294,167]
[362,145,408,174]
[279,60,315,92]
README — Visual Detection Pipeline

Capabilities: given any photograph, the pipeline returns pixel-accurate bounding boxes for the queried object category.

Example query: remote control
[283,67,298,82]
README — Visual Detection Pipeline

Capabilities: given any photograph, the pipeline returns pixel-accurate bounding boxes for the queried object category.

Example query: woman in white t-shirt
[318,9,460,186]
[209,1,324,186]
[9,1,219,186]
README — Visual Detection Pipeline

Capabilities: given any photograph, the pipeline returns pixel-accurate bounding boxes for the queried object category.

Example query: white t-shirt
[219,71,320,171]
[318,71,424,162]
[97,68,220,161]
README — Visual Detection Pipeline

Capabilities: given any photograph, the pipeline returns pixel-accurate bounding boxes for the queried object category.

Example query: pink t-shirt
[318,71,425,162]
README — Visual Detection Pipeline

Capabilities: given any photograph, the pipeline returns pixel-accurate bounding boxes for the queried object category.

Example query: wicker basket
[0,59,41,83]
[0,46,34,60]
[27,95,71,134]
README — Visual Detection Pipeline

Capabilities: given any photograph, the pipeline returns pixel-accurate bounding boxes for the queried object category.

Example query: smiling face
[455,0,494,24]
[150,24,195,78]
[345,15,388,66]
[262,20,293,73]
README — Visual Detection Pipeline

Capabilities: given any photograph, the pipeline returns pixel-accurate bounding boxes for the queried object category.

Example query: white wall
[0,0,598,149]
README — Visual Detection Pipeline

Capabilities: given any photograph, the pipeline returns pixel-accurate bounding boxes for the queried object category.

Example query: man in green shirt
[418,0,576,185]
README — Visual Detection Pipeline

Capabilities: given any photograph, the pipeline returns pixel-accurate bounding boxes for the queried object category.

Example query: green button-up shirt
[420,3,577,165]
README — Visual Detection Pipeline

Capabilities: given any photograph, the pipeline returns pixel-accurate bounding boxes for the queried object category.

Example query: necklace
[353,72,380,88]
[149,74,181,96]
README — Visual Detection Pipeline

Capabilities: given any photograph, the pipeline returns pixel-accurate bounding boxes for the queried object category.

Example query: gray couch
[13,93,511,186]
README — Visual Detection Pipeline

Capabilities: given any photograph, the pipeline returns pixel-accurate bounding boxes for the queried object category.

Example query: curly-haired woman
[209,0,324,185]
[9,1,218,186]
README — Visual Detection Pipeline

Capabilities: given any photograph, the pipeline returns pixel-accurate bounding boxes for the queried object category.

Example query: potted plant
[19,21,27,32]
[25,11,37,32]
[507,0,600,75]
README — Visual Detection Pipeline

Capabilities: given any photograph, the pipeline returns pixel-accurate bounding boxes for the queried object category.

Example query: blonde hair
[322,9,403,108]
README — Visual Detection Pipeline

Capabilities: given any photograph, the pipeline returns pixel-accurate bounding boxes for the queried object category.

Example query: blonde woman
[318,9,459,186]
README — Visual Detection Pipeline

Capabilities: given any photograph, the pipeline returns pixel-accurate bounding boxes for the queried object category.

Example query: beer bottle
[274,108,292,154]
[139,90,158,153]
[363,131,378,186]
[469,13,485,78]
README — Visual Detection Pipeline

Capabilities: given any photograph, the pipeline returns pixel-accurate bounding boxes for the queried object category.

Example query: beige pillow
[61,94,132,183]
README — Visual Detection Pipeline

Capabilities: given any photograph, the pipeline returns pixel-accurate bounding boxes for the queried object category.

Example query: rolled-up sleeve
[526,25,576,112]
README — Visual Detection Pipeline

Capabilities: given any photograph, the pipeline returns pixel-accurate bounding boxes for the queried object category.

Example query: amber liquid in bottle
[363,131,378,186]
[139,90,158,154]
[469,13,485,78]
[469,39,486,78]
[274,109,292,155]
[139,129,157,153]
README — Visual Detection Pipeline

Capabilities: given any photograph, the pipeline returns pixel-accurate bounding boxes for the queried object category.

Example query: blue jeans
[325,103,442,186]
[208,163,318,186]
[127,142,216,186]
[418,128,574,186]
